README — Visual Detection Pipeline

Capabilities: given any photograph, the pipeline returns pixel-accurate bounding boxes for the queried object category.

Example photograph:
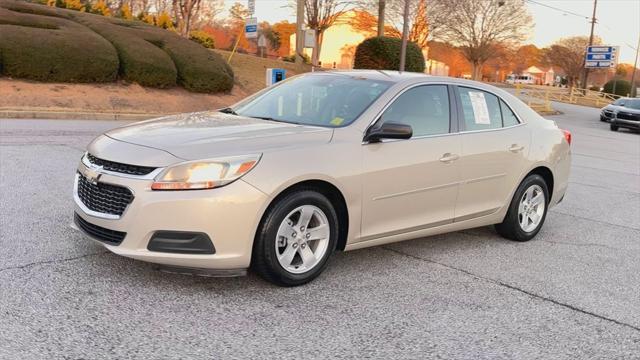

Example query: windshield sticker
[468,91,491,125]
[330,117,344,126]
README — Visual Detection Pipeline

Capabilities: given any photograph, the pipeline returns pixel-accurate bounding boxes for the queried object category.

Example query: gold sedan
[72,71,571,286]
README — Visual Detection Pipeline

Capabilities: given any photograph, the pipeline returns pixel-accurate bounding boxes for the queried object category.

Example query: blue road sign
[585,45,619,68]
[245,17,257,39]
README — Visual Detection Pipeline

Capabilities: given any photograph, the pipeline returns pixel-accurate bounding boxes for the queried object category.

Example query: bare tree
[545,36,601,87]
[301,0,352,66]
[354,0,447,50]
[172,0,220,36]
[431,0,532,80]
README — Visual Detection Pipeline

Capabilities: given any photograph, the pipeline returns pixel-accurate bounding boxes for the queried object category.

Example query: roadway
[1,103,639,358]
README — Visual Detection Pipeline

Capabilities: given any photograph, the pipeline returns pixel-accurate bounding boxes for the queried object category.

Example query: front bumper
[611,118,640,130]
[72,166,268,270]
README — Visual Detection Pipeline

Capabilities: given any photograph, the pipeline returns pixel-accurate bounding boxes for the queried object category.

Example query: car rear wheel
[252,190,338,286]
[495,174,549,242]
[610,124,619,131]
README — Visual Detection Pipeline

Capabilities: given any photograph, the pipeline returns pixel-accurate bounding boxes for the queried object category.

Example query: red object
[561,129,572,145]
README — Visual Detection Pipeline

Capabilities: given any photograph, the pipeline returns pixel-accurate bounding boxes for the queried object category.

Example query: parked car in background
[601,98,640,132]
[72,71,572,286]
[506,74,536,85]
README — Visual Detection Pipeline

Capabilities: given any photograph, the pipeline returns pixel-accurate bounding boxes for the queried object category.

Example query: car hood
[604,105,640,113]
[106,111,334,160]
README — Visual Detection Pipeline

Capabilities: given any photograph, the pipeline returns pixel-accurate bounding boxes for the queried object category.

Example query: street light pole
[581,0,597,89]
[630,35,640,97]
[295,0,305,70]
[399,0,410,72]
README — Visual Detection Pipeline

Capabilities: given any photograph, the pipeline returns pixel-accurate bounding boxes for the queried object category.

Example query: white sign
[247,0,255,14]
[257,35,267,48]
[245,17,257,39]
[468,92,491,125]
[304,29,316,48]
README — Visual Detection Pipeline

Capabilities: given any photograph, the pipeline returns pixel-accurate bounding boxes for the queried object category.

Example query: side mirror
[364,122,413,143]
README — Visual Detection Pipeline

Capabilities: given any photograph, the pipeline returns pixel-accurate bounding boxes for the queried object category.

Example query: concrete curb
[0,109,171,121]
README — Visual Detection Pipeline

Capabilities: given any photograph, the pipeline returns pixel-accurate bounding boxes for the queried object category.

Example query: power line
[525,0,591,20]
[525,0,639,53]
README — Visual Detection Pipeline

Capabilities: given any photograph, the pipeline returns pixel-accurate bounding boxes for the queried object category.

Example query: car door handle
[439,153,459,163]
[508,144,525,153]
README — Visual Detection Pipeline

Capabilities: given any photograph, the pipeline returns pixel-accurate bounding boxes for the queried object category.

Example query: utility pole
[399,0,410,72]
[581,0,598,89]
[377,0,386,37]
[630,35,640,97]
[295,0,305,70]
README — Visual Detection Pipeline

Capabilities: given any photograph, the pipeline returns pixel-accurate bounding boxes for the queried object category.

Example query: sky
[223,0,640,64]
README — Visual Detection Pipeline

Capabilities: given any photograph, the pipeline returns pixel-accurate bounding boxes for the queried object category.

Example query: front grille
[87,153,156,176]
[617,112,640,121]
[76,173,134,216]
[74,213,126,245]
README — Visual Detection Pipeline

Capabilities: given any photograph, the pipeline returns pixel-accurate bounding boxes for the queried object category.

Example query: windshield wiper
[249,116,302,125]
[218,107,238,115]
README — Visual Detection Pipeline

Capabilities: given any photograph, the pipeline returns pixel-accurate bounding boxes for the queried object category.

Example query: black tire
[610,124,619,131]
[600,115,606,122]
[495,174,549,242]
[251,189,338,286]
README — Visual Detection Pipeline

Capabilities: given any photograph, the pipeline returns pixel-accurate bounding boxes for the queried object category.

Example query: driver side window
[380,85,451,137]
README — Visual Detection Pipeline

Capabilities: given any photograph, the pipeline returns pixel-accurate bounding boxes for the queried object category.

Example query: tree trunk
[377,0,385,37]
[312,30,324,67]
[471,61,483,81]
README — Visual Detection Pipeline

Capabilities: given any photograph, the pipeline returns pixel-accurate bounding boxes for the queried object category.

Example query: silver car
[72,71,572,286]
[600,97,640,132]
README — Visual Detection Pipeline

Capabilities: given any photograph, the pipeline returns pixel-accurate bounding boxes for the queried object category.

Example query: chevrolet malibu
[72,71,571,286]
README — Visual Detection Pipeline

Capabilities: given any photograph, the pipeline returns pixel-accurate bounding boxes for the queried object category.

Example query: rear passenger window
[500,100,520,126]
[458,87,502,131]
[380,85,450,137]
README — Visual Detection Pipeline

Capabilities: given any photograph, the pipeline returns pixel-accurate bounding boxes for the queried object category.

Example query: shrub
[189,30,215,49]
[0,0,118,82]
[119,3,132,20]
[155,10,173,30]
[603,79,631,96]
[71,14,178,88]
[136,26,233,92]
[0,0,233,92]
[282,53,310,64]
[354,36,425,73]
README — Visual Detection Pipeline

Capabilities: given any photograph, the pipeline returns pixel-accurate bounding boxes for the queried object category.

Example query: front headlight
[151,154,261,190]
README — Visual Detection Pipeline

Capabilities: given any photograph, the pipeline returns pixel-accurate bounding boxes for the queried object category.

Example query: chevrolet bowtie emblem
[82,163,103,185]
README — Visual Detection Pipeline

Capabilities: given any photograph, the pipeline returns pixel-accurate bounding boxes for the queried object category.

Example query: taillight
[561,129,572,145]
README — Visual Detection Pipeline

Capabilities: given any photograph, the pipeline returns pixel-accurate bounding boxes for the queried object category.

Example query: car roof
[314,69,496,89]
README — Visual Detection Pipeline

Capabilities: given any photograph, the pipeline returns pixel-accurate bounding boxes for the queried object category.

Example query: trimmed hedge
[0,0,234,92]
[71,14,178,88]
[603,79,631,96]
[0,2,118,82]
[354,36,425,73]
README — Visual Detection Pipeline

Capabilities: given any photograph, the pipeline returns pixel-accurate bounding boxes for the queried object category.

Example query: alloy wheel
[275,205,331,274]
[518,184,546,233]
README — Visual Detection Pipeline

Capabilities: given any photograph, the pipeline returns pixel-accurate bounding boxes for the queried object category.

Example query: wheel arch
[256,179,350,252]
[526,165,554,198]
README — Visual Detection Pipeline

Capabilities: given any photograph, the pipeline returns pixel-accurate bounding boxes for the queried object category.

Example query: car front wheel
[610,124,619,131]
[495,174,549,242]
[252,189,338,286]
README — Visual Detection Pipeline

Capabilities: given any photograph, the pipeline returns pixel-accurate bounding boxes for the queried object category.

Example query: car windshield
[232,74,392,127]
[622,99,640,109]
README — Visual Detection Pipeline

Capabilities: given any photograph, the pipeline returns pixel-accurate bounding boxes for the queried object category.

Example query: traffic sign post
[585,45,619,69]
[247,0,255,15]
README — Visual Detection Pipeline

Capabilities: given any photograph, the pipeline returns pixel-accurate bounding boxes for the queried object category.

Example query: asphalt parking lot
[1,102,639,359]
